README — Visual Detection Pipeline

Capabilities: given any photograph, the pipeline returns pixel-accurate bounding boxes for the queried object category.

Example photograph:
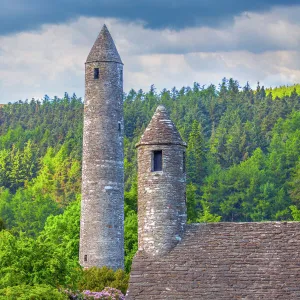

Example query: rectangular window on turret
[84,255,87,262]
[94,68,99,79]
[183,152,186,173]
[152,150,162,171]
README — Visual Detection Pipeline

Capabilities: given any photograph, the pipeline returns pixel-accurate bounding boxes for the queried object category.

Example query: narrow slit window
[120,69,123,81]
[152,150,162,172]
[94,68,99,79]
[183,152,186,173]
[118,122,121,131]
[84,255,87,262]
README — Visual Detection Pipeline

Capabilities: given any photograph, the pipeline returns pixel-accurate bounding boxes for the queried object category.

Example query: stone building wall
[136,105,187,257]
[137,144,187,256]
[79,26,124,270]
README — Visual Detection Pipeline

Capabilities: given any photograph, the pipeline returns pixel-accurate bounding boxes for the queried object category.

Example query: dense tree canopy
[0,81,299,297]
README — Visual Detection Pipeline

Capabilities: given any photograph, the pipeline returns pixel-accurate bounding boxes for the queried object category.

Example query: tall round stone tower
[80,25,124,270]
[136,105,187,257]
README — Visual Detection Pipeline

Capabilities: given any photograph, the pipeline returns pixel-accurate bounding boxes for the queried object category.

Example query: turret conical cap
[137,105,186,147]
[86,24,123,64]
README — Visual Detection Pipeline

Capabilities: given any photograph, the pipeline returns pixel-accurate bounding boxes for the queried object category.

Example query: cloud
[108,6,300,55]
[0,19,88,102]
[1,6,300,103]
[1,0,300,36]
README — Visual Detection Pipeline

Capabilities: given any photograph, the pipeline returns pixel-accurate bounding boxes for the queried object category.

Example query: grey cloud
[184,53,229,73]
[1,0,300,36]
[111,7,300,56]
[1,14,300,103]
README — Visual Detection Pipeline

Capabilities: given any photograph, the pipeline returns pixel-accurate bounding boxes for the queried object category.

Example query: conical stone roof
[137,105,186,147]
[86,24,123,64]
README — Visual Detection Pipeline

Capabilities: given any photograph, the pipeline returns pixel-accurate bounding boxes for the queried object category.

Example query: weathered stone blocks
[79,25,124,270]
[136,105,187,257]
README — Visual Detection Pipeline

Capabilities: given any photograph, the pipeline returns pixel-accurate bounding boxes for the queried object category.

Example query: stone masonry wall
[137,144,187,257]
[126,222,300,299]
[80,59,124,270]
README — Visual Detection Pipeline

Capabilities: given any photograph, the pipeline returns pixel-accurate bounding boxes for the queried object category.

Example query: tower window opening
[183,152,186,173]
[120,69,123,81]
[84,255,87,262]
[94,68,99,79]
[118,122,121,131]
[152,150,162,172]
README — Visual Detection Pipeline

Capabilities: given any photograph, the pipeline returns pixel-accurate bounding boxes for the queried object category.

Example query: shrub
[0,284,67,300]
[0,219,5,231]
[78,267,129,295]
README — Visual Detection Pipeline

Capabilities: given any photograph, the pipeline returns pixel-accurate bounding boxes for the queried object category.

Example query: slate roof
[126,222,300,299]
[136,105,186,147]
[86,24,123,64]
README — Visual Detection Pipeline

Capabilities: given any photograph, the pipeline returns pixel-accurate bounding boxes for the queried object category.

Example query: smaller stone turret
[136,105,187,257]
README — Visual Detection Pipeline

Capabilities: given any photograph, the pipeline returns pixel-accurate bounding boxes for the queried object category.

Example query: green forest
[0,79,300,298]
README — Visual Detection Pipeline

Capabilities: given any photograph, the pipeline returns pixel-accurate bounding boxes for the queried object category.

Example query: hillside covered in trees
[0,79,300,297]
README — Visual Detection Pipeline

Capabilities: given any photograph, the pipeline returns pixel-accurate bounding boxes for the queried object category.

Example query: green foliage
[0,218,5,231]
[196,200,221,223]
[0,187,61,236]
[0,142,81,236]
[124,205,138,272]
[0,284,67,300]
[0,231,62,288]
[265,84,300,99]
[38,199,82,288]
[289,160,300,204]
[0,79,299,295]
[39,199,81,260]
[0,201,82,291]
[186,183,200,222]
[187,120,206,186]
[124,178,138,272]
[31,145,81,208]
[290,205,300,221]
[0,141,38,192]
[202,111,300,221]
[78,267,129,295]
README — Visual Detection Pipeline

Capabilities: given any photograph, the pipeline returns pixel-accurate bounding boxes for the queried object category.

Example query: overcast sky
[1,1,300,103]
